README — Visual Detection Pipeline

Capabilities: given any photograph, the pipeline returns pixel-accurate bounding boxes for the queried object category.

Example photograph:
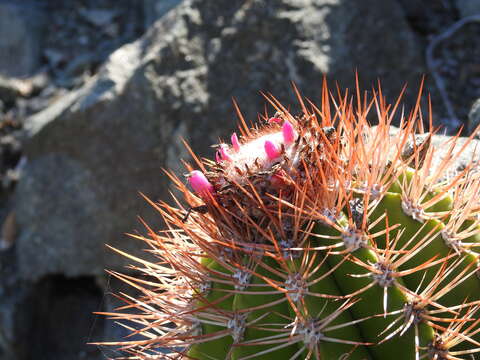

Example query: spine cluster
[102,81,480,360]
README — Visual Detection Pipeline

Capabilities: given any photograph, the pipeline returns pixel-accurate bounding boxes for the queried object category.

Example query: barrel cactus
[103,80,480,360]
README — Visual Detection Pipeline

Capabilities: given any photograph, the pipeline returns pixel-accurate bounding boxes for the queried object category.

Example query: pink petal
[231,132,240,152]
[189,170,214,196]
[282,121,296,144]
[264,140,281,160]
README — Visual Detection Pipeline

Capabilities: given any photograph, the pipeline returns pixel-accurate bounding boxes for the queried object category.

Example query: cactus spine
[103,80,480,359]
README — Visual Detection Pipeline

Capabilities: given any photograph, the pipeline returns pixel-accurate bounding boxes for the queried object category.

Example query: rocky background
[0,0,479,359]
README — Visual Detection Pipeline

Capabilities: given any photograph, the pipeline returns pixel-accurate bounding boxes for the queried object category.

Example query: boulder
[143,0,183,29]
[469,98,480,137]
[389,126,480,174]
[456,0,480,17]
[15,0,428,281]
[0,2,44,77]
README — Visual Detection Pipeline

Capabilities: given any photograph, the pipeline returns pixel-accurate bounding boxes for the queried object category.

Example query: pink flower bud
[264,140,281,160]
[231,132,240,152]
[189,170,214,196]
[282,121,296,144]
[219,144,232,161]
[268,117,282,124]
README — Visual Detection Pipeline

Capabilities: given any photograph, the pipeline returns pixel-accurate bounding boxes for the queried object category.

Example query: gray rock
[0,269,108,360]
[0,75,38,103]
[469,98,480,137]
[456,0,480,17]
[0,280,26,360]
[143,0,183,28]
[0,76,22,103]
[0,2,44,77]
[15,0,427,281]
[63,52,97,78]
[389,126,480,176]
[17,42,163,280]
[43,48,65,69]
[15,154,106,278]
[79,8,117,28]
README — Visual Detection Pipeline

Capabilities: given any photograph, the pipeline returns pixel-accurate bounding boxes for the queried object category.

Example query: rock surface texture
[14,0,426,282]
[469,98,480,137]
[456,0,480,18]
[0,2,44,77]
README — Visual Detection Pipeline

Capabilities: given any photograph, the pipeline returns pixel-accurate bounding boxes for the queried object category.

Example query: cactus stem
[380,257,480,350]
[102,79,480,359]
[285,273,308,302]
[401,197,427,222]
[341,226,368,252]
[232,269,252,291]
[425,305,480,359]
[237,298,371,357]
[227,313,247,343]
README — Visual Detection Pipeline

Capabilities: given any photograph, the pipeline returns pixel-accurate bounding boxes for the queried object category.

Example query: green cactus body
[313,223,419,359]
[105,82,480,359]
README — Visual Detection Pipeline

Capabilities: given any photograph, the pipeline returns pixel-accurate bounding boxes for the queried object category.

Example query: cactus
[102,80,480,360]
